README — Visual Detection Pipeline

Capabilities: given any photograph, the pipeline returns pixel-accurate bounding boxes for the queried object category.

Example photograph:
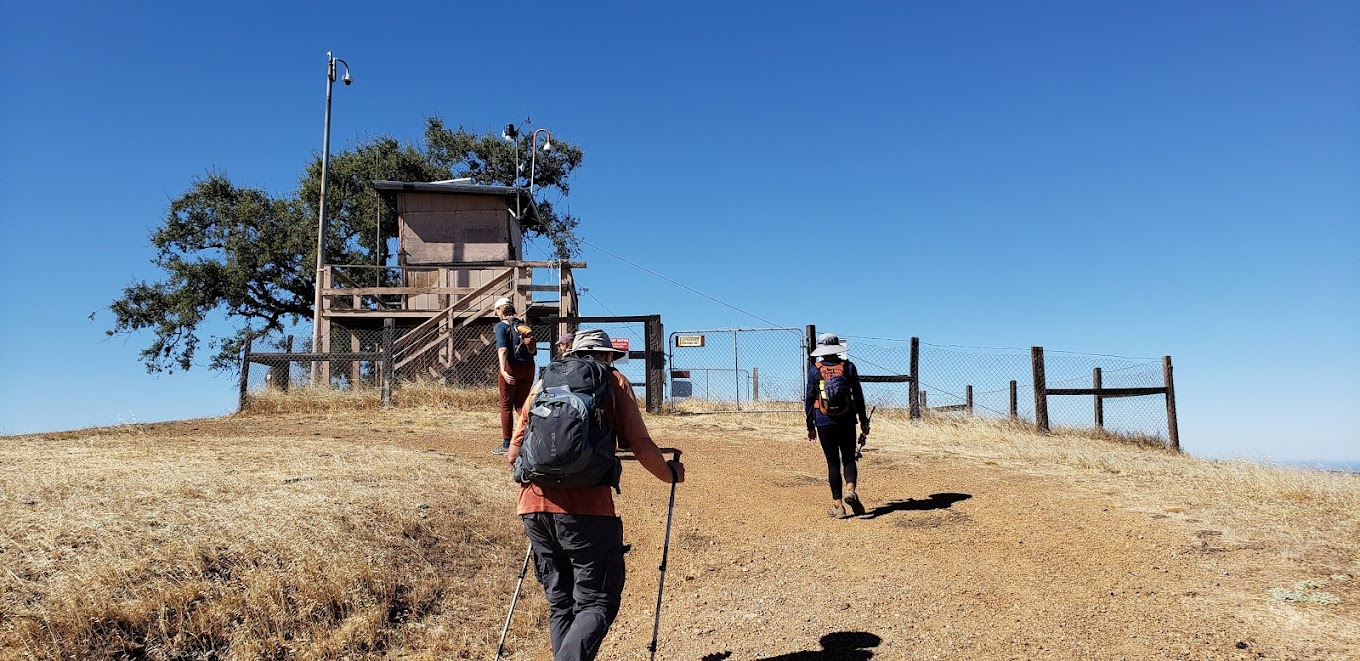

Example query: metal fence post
[732,329,740,412]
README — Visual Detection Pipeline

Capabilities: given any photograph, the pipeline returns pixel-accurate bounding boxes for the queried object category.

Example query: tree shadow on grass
[861,492,971,520]
[702,631,882,660]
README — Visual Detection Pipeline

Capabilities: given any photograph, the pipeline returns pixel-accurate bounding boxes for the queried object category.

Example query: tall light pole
[312,51,352,368]
[528,128,553,194]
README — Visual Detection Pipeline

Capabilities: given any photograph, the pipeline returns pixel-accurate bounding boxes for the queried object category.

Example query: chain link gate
[667,328,807,413]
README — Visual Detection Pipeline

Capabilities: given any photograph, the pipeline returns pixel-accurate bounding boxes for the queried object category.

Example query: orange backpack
[816,362,853,416]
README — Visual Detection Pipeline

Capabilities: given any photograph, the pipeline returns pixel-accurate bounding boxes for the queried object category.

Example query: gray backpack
[513,356,622,491]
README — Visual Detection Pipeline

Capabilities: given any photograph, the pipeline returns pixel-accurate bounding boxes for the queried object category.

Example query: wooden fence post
[909,337,921,420]
[965,385,973,414]
[1093,367,1104,429]
[381,318,395,408]
[1032,347,1049,433]
[268,336,293,392]
[1009,380,1018,419]
[237,332,253,412]
[752,366,760,402]
[1164,356,1180,452]
[646,316,665,413]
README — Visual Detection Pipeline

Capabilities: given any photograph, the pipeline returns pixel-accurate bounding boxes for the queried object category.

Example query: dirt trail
[147,412,1352,660]
[575,429,1249,661]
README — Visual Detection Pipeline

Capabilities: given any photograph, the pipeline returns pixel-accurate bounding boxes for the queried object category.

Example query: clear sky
[1,2,1356,462]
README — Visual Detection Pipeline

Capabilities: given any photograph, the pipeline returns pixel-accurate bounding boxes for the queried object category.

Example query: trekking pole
[495,544,533,661]
[856,406,877,459]
[647,449,682,661]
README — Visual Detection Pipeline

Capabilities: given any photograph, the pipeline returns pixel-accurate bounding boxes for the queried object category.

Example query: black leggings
[816,423,858,501]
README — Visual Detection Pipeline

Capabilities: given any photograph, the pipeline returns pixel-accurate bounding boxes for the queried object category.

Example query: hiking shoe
[827,503,849,519]
[491,444,509,455]
[843,492,866,516]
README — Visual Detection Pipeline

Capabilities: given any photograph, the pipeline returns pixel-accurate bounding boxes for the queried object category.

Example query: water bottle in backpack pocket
[513,356,622,491]
[816,361,854,417]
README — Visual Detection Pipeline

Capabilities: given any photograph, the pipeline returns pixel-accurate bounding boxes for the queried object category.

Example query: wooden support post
[1032,346,1049,433]
[237,332,253,412]
[559,262,578,338]
[752,366,760,402]
[965,385,973,414]
[269,336,292,392]
[1009,380,1018,419]
[1164,356,1180,452]
[381,318,395,408]
[920,390,928,410]
[909,336,921,420]
[1093,367,1104,429]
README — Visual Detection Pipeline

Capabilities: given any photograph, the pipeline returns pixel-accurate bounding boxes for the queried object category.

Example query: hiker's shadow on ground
[702,631,882,660]
[861,492,971,520]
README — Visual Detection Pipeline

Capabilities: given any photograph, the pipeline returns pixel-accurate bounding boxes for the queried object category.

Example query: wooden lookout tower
[313,180,582,385]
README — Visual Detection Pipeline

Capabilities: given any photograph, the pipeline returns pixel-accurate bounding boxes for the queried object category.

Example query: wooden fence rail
[240,320,397,411]
[1030,346,1180,451]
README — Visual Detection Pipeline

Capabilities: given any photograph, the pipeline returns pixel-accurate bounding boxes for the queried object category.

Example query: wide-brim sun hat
[810,332,846,357]
[569,328,627,355]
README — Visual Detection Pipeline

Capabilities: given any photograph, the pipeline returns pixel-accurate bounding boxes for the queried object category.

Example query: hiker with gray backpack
[502,329,686,661]
[805,333,870,519]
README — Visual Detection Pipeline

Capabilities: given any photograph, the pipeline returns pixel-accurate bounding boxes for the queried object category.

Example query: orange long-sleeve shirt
[508,369,668,516]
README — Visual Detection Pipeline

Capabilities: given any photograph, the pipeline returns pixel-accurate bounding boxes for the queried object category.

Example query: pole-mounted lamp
[529,128,553,194]
[311,51,352,374]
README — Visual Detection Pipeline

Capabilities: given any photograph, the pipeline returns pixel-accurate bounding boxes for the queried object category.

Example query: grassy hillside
[2,390,1356,659]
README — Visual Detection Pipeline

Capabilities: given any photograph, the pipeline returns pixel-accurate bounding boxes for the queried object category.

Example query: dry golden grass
[668,410,1360,573]
[0,430,528,660]
[242,382,500,416]
[3,404,1356,659]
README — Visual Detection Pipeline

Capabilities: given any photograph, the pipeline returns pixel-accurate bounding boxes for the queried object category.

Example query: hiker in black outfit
[804,333,870,519]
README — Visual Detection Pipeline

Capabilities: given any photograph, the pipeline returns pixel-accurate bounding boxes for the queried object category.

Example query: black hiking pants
[816,423,859,501]
[521,513,626,661]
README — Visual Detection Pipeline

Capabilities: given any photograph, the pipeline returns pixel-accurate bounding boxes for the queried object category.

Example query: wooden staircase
[391,268,513,383]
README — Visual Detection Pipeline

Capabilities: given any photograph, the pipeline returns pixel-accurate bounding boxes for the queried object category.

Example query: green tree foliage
[105,118,584,373]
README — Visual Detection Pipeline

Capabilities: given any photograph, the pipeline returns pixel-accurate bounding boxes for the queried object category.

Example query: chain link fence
[1038,349,1169,439]
[241,318,564,397]
[575,320,651,402]
[668,328,806,413]
[838,337,914,419]
[239,322,1175,444]
[911,341,1169,441]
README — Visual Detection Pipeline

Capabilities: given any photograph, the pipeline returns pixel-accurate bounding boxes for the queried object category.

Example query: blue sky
[1,2,1356,461]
